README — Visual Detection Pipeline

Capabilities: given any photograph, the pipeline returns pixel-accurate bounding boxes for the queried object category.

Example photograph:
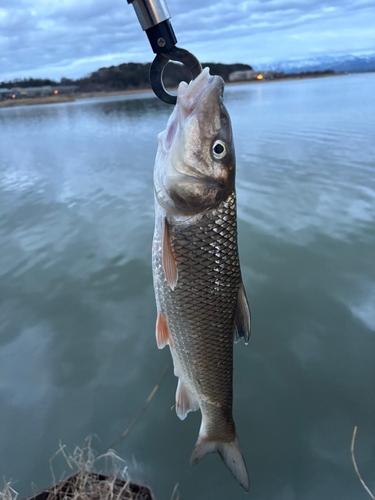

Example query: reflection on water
[0,74,374,500]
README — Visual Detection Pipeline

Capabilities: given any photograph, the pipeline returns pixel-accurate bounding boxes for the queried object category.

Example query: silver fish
[152,67,250,491]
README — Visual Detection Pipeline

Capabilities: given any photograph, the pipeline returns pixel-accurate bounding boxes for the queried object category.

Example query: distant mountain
[254,53,375,74]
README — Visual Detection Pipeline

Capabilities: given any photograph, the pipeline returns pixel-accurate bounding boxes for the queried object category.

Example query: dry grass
[0,479,18,500]
[0,437,153,500]
[45,437,153,500]
[351,427,375,499]
[45,470,151,500]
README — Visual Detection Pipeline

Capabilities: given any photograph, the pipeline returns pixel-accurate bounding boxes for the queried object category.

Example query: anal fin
[162,218,178,290]
[175,379,199,420]
[234,284,251,344]
[156,312,173,349]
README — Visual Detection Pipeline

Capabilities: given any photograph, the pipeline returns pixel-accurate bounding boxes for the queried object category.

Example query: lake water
[0,73,374,500]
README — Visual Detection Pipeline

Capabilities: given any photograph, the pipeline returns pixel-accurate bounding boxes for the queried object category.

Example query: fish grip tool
[127,0,202,104]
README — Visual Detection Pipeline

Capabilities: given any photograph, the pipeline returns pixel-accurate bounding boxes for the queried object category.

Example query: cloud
[0,0,374,81]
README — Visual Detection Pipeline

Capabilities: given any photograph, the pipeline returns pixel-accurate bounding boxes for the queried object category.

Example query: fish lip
[176,172,226,190]
[178,71,224,120]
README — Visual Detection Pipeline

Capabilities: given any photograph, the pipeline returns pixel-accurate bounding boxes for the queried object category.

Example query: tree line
[0,62,253,92]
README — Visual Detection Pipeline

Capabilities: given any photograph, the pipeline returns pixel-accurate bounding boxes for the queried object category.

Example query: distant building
[0,88,14,100]
[0,85,78,100]
[56,85,78,94]
[228,70,275,82]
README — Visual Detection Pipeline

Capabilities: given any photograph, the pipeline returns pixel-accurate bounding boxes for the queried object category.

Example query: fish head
[155,67,235,215]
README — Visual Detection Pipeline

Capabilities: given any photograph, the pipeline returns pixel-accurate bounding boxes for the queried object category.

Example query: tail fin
[190,434,249,492]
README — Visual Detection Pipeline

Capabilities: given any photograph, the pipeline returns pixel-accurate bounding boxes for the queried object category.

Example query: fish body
[152,68,250,491]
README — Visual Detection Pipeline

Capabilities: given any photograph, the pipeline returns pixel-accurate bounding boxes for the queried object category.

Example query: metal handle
[128,0,177,54]
[127,0,170,30]
[127,0,202,104]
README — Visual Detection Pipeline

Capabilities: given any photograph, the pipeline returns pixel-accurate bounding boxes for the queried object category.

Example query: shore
[0,87,154,109]
[0,72,345,109]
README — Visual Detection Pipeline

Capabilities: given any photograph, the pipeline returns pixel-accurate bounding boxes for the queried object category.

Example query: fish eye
[212,140,227,160]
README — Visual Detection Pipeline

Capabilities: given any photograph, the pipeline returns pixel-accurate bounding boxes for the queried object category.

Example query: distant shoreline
[0,87,153,109]
[0,72,347,109]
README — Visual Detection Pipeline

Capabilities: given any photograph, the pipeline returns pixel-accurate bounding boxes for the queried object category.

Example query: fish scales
[153,192,241,441]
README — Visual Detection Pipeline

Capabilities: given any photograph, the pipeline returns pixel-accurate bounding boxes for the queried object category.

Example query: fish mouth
[176,172,226,190]
[177,67,224,119]
[162,68,223,150]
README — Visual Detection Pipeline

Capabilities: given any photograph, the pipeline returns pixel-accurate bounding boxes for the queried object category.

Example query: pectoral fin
[162,218,178,290]
[234,284,251,344]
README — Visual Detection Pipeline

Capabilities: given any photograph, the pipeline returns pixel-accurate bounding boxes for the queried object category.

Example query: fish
[152,67,251,491]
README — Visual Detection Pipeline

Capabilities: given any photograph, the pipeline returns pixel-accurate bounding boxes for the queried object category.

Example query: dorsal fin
[234,284,251,344]
[162,217,178,290]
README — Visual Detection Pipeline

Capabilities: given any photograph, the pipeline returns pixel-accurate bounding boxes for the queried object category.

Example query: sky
[0,0,374,82]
